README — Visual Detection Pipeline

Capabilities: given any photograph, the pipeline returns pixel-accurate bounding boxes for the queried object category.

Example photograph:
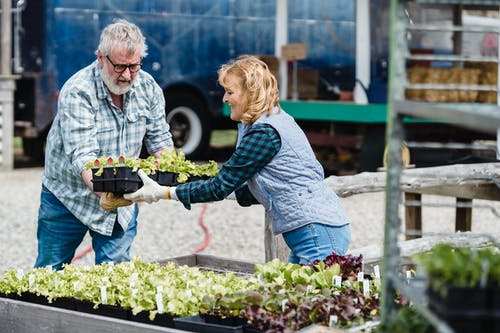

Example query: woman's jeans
[283,223,351,265]
[35,185,138,270]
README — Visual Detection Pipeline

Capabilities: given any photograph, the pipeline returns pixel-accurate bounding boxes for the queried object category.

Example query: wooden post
[264,211,290,262]
[455,198,472,232]
[404,192,422,240]
[1,0,11,75]
[0,0,15,171]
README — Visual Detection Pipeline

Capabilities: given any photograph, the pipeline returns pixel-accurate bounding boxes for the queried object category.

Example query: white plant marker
[156,286,164,313]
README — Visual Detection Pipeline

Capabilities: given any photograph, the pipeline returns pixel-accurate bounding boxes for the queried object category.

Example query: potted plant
[189,160,219,182]
[85,156,116,193]
[113,156,142,195]
[157,150,191,185]
[415,243,500,332]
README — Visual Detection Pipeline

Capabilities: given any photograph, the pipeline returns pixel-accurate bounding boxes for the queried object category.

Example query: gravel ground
[1,167,500,274]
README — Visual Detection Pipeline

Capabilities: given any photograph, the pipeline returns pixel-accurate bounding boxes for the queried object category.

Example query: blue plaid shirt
[176,123,281,208]
[42,60,173,235]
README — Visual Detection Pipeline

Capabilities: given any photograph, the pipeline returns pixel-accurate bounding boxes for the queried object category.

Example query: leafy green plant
[414,244,500,294]
[0,253,380,330]
[374,305,436,333]
[199,253,379,331]
[0,258,255,319]
[190,160,219,178]
[84,151,219,185]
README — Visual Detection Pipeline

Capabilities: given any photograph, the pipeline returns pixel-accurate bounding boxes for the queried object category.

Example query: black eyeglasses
[105,55,142,73]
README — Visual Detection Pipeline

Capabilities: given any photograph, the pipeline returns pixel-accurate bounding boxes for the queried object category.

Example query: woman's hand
[124,169,170,203]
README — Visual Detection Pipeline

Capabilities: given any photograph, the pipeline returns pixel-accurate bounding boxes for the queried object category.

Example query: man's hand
[124,169,170,203]
[99,193,133,211]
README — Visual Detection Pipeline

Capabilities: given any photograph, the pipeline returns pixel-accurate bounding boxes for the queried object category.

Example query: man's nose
[120,67,132,79]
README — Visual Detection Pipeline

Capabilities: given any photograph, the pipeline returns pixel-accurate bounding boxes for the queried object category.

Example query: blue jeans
[282,223,351,265]
[35,185,138,270]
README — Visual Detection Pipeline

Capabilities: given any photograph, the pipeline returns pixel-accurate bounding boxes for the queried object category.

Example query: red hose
[72,202,212,262]
[72,245,93,263]
[192,203,211,254]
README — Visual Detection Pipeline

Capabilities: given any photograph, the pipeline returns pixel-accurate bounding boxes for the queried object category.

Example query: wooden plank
[0,298,183,333]
[157,254,255,275]
[281,43,307,61]
[348,232,500,265]
[405,192,422,240]
[456,198,472,232]
[325,163,500,198]
[405,183,500,201]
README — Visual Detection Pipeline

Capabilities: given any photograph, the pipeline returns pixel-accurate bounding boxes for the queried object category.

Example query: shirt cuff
[73,156,94,175]
[169,187,178,200]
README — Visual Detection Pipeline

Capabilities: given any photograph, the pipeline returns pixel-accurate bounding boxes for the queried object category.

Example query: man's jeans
[283,223,351,265]
[35,185,138,270]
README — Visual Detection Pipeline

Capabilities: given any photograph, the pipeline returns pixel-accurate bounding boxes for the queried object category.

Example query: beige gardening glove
[124,169,171,203]
[99,193,133,211]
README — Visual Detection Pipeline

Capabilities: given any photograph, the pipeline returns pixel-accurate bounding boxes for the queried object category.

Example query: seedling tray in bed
[158,254,256,276]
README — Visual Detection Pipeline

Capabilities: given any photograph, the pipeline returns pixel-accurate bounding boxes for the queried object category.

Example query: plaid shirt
[176,123,281,208]
[42,61,173,235]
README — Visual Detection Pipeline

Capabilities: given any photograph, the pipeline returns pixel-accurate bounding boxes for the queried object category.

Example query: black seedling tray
[91,168,214,195]
[157,171,180,186]
[91,167,141,194]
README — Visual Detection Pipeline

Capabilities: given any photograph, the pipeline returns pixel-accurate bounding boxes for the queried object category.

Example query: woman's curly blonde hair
[218,55,280,124]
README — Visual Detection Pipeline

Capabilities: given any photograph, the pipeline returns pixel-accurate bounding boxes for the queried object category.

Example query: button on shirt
[175,123,281,208]
[42,60,173,236]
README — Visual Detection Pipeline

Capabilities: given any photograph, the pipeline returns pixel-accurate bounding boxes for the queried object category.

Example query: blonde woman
[121,55,351,264]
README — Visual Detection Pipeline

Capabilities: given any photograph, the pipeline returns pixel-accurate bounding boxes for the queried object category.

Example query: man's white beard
[102,68,132,95]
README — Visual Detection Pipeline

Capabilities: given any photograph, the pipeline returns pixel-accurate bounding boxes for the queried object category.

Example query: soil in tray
[129,310,176,328]
[0,292,23,301]
[201,314,247,326]
[174,315,245,333]
[91,167,116,193]
[0,292,77,311]
[114,166,141,194]
[202,315,264,333]
[157,171,179,186]
[148,172,159,182]
[428,287,492,333]
[74,300,129,320]
[438,312,492,333]
[427,286,488,314]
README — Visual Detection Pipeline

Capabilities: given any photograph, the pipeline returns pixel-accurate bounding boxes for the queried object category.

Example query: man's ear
[97,50,104,68]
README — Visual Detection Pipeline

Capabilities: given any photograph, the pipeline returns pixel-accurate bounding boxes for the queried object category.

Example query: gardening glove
[124,169,171,203]
[99,193,133,211]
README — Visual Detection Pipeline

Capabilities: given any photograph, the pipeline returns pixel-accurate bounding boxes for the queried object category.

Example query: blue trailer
[13,0,376,163]
[11,0,495,172]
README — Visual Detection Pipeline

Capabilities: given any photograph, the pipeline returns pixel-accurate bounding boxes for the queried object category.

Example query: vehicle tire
[360,124,386,172]
[165,92,211,160]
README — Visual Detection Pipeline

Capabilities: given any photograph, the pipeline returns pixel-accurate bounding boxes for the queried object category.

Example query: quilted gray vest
[237,108,349,235]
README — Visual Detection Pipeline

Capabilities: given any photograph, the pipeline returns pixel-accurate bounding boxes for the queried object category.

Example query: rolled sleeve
[58,89,99,175]
[143,84,173,154]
